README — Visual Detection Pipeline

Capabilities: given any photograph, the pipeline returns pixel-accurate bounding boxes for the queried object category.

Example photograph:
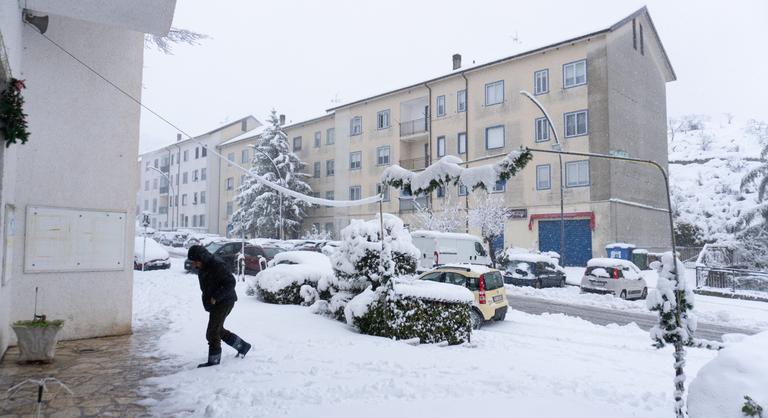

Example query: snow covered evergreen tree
[737,134,768,268]
[468,192,506,267]
[231,110,312,239]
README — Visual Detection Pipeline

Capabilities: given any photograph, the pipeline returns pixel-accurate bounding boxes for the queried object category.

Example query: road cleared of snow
[133,260,717,417]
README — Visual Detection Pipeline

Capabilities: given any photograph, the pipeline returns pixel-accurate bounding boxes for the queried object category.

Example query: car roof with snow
[432,264,497,275]
[271,250,332,267]
[504,252,559,264]
[587,258,639,270]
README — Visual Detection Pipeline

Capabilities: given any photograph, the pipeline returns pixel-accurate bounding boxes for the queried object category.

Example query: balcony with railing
[160,164,170,174]
[159,186,169,194]
[399,158,429,171]
[399,117,428,140]
[398,196,428,213]
[158,206,168,215]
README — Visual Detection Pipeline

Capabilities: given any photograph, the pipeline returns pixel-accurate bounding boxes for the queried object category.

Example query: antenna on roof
[510,30,521,45]
[330,93,341,106]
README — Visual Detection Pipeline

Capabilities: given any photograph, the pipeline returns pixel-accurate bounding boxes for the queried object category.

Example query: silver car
[580,258,647,300]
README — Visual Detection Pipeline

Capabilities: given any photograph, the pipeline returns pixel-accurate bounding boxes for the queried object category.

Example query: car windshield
[586,266,622,279]
[205,242,223,254]
[262,247,282,258]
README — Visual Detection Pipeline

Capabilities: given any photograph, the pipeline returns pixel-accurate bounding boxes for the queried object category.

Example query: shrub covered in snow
[248,251,334,305]
[330,214,420,293]
[344,277,473,345]
[688,331,768,418]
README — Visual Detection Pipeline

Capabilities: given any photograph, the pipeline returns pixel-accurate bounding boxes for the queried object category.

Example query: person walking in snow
[187,245,251,367]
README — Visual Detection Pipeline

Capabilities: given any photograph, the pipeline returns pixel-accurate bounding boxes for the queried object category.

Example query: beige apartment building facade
[220,8,675,266]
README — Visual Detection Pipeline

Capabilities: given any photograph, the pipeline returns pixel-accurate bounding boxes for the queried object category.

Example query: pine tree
[231,110,312,239]
[737,135,768,268]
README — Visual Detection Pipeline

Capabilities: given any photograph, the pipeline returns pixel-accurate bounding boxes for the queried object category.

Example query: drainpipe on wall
[173,142,181,229]
[461,71,470,233]
[424,82,433,210]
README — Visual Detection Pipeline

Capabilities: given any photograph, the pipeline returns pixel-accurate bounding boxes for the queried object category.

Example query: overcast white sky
[138,0,768,153]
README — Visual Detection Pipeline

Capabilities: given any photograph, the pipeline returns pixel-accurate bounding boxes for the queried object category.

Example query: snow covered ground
[133,259,720,417]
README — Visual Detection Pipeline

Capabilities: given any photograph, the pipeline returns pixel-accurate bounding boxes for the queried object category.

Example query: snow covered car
[246,251,335,302]
[418,264,508,329]
[501,252,566,288]
[156,231,174,246]
[580,258,647,300]
[134,237,171,270]
[184,233,221,249]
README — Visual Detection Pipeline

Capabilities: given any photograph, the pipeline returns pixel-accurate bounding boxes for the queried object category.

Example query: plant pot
[11,322,64,363]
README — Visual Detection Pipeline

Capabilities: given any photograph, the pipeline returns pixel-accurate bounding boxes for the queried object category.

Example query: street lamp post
[520,90,566,266]
[253,148,285,240]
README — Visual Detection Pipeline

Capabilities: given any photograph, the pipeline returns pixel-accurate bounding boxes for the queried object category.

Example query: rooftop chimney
[176,133,182,142]
[452,54,462,70]
[279,114,286,126]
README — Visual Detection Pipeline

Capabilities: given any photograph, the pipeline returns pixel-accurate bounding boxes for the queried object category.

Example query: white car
[134,236,171,270]
[410,230,491,271]
[580,258,647,300]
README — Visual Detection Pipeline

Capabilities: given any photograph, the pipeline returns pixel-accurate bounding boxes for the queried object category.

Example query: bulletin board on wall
[24,206,127,273]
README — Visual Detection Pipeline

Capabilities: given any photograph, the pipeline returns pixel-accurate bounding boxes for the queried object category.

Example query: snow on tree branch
[145,27,209,54]
[381,149,532,195]
[413,195,465,233]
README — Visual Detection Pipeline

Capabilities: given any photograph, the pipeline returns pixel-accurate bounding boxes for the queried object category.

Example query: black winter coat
[197,252,238,312]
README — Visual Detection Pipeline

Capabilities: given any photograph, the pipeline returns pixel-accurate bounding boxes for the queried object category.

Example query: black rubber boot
[231,336,252,358]
[197,352,221,368]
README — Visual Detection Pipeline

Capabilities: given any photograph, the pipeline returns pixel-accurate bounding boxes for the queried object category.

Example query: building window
[457,90,466,112]
[313,161,321,178]
[534,69,549,95]
[152,179,158,189]
[293,136,302,151]
[458,132,467,154]
[171,154,174,165]
[350,151,362,170]
[192,214,198,227]
[200,191,206,204]
[182,194,188,206]
[326,128,335,144]
[240,174,245,185]
[154,159,159,168]
[193,192,198,205]
[492,179,506,193]
[485,125,505,149]
[144,180,149,191]
[485,80,504,105]
[325,191,334,207]
[227,152,235,166]
[563,60,587,88]
[314,131,321,147]
[565,160,590,187]
[202,147,207,157]
[536,164,551,190]
[458,184,468,196]
[376,184,390,201]
[564,110,588,138]
[241,149,249,163]
[326,159,335,176]
[145,161,150,171]
[193,169,199,182]
[376,146,391,166]
[350,116,362,136]
[436,95,446,117]
[226,177,234,190]
[182,172,188,184]
[199,215,205,227]
[632,18,637,50]
[436,185,445,198]
[226,201,233,216]
[535,117,550,142]
[437,136,446,157]
[377,110,390,129]
[183,150,189,161]
[639,23,644,55]
[195,147,200,159]
[201,168,207,181]
[349,186,362,201]
[324,223,334,238]
[144,200,149,210]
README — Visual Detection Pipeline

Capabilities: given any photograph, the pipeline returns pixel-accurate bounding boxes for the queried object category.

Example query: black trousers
[205,302,236,355]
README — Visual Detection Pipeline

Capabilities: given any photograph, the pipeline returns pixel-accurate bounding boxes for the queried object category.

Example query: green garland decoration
[381,148,533,196]
[0,78,30,147]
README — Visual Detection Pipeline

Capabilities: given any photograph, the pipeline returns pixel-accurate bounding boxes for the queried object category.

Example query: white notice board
[25,206,127,273]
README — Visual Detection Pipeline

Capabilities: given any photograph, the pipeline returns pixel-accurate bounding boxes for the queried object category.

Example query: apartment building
[280,7,674,265]
[137,116,260,233]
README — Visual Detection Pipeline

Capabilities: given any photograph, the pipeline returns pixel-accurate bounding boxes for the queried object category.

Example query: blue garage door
[538,219,592,267]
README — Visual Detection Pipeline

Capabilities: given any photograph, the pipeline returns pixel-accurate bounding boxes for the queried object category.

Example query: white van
[410,230,491,271]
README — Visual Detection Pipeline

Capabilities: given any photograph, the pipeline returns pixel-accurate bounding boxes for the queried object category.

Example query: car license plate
[492,295,503,303]
[590,280,606,287]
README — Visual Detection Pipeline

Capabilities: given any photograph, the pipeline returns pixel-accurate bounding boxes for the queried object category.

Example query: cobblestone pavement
[0,325,172,418]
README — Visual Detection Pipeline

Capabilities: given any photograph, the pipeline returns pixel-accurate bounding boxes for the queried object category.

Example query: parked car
[134,237,171,270]
[156,231,174,246]
[418,264,507,329]
[501,252,566,288]
[245,251,335,297]
[171,231,191,247]
[580,258,647,300]
[185,240,242,273]
[410,231,491,271]
[242,244,284,274]
[184,233,221,249]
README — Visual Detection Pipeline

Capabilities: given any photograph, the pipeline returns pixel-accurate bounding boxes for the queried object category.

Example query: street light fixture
[252,148,285,240]
[520,90,566,266]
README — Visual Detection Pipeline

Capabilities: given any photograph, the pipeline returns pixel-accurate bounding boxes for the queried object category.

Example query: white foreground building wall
[0,1,176,356]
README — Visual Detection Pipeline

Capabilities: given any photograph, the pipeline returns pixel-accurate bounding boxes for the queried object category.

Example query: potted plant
[11,287,64,363]
[11,316,64,363]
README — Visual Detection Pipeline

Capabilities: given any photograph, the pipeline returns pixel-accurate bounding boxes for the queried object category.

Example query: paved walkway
[0,325,170,417]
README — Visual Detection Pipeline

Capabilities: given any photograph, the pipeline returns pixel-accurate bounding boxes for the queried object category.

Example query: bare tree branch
[145,27,209,55]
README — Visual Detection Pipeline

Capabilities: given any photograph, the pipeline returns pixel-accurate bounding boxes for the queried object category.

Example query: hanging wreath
[0,78,30,147]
